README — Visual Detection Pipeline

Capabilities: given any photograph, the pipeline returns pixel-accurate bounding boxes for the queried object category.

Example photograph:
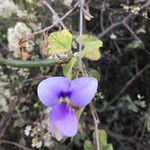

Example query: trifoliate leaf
[76,34,103,61]
[48,29,72,54]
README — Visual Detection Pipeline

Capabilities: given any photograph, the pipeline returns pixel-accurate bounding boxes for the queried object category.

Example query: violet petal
[37,77,70,107]
[50,102,78,137]
[69,77,98,108]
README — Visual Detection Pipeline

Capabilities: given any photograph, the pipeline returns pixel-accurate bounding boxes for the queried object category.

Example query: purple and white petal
[50,122,64,141]
[69,77,98,108]
[50,102,78,137]
[37,77,70,107]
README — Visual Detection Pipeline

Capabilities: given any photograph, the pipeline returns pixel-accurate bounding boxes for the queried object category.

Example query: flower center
[59,98,76,111]
[59,97,70,104]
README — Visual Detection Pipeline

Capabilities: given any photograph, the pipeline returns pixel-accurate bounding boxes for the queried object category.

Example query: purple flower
[37,77,98,140]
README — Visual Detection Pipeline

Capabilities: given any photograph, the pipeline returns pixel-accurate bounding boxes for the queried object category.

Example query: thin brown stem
[42,0,66,29]
[90,104,100,150]
[0,139,33,150]
[33,1,79,35]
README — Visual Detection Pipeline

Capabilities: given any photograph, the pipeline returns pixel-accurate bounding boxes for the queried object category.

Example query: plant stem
[79,0,84,73]
[90,104,100,150]
[0,53,57,68]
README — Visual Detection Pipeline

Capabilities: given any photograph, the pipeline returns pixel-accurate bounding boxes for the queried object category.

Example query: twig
[114,40,123,56]
[0,98,17,138]
[90,104,100,150]
[42,0,66,29]
[123,22,144,46]
[100,2,105,32]
[33,1,79,35]
[100,63,150,112]
[97,13,132,38]
[22,75,49,83]
[0,139,33,150]
[97,0,150,38]
[123,22,150,55]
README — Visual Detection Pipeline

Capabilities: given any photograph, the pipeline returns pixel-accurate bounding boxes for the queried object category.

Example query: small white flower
[110,33,117,39]
[24,125,32,136]
[32,139,42,149]
[137,94,142,99]
[0,96,9,112]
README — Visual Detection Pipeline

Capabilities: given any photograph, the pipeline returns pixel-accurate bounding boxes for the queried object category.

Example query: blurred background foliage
[0,0,150,150]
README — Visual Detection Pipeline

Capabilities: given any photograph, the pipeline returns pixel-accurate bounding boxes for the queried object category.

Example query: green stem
[0,54,58,68]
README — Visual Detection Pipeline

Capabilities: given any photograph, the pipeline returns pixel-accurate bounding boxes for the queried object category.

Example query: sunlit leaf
[85,48,101,61]
[76,34,102,61]
[63,57,76,79]
[99,130,107,146]
[48,29,72,54]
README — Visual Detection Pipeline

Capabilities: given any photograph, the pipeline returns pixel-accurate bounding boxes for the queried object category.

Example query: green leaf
[76,34,103,61]
[63,57,76,79]
[93,129,110,150]
[99,130,107,146]
[84,140,94,150]
[48,29,72,54]
[89,69,101,81]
